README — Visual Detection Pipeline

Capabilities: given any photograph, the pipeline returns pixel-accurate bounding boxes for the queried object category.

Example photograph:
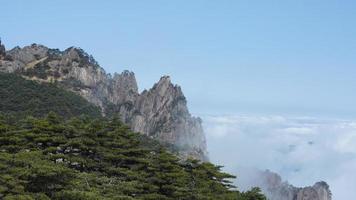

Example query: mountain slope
[0,41,207,160]
[0,73,101,119]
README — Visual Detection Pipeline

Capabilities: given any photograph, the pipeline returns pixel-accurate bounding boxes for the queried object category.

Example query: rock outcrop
[0,42,208,160]
[254,170,332,200]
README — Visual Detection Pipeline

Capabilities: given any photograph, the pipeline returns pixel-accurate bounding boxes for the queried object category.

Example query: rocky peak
[111,70,139,105]
[254,170,332,200]
[152,76,184,98]
[63,47,99,69]
[157,75,171,86]
[148,76,184,100]
[64,47,81,61]
[0,41,208,160]
[7,43,48,64]
[310,182,331,200]
[127,75,207,160]
[113,70,138,88]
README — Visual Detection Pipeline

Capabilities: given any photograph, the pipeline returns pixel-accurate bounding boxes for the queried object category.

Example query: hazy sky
[1,0,356,118]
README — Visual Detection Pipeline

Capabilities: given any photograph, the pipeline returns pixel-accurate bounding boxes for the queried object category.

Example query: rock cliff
[253,170,332,200]
[0,41,208,160]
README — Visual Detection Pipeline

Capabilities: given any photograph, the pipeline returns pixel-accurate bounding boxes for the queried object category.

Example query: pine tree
[142,147,188,199]
[0,114,267,200]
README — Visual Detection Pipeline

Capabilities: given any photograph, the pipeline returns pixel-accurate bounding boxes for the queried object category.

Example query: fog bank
[203,115,356,200]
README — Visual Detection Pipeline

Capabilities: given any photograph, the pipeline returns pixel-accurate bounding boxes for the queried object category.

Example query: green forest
[0,73,266,200]
[0,73,101,119]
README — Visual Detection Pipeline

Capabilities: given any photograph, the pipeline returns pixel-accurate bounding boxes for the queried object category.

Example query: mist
[202,115,356,200]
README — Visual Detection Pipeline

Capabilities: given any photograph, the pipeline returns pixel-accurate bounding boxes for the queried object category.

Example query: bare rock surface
[0,43,208,160]
[253,170,332,200]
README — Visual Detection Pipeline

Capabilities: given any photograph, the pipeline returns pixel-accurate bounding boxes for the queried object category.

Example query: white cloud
[281,127,315,135]
[203,115,356,200]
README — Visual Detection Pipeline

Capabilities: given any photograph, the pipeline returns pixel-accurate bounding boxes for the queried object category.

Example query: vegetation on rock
[0,73,102,119]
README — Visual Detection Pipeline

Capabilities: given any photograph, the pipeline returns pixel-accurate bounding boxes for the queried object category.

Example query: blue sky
[1,0,356,118]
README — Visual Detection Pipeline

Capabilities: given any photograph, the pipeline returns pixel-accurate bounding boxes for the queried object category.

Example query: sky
[1,0,356,118]
[1,1,356,199]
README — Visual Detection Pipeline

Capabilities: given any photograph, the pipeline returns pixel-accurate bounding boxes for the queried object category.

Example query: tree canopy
[0,73,101,119]
[0,114,266,199]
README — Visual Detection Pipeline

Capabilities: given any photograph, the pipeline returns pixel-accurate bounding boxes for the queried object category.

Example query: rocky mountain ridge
[0,41,207,160]
[244,170,332,200]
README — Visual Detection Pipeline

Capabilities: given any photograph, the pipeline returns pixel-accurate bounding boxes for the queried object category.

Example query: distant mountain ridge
[0,40,207,160]
[237,168,332,200]
[255,170,332,200]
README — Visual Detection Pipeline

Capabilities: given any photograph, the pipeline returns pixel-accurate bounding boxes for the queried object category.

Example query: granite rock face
[0,42,208,160]
[255,170,332,200]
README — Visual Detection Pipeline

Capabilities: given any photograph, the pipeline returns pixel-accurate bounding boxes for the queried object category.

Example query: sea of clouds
[202,115,356,200]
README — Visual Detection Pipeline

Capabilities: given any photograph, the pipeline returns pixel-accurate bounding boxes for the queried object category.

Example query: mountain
[0,40,268,199]
[240,169,332,200]
[0,41,207,160]
[0,40,330,199]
